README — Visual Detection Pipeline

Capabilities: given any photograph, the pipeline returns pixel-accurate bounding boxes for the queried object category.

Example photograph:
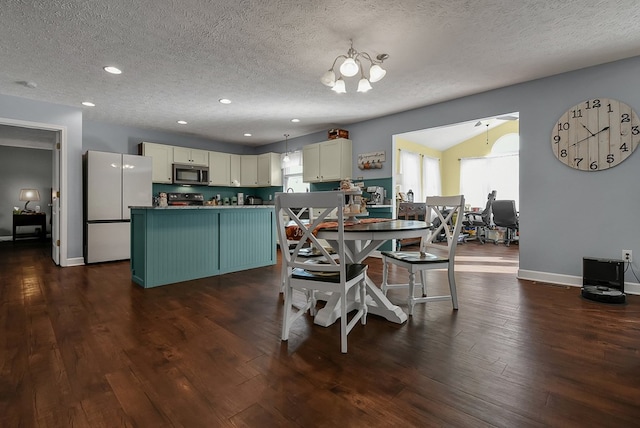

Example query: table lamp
[19,188,40,212]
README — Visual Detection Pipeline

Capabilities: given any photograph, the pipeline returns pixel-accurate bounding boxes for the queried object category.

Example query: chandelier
[320,40,388,93]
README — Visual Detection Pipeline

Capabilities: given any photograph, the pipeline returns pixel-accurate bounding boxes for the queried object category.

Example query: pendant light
[283,134,290,163]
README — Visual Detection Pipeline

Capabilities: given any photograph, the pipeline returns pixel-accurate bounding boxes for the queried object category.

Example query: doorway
[0,120,65,265]
[391,113,520,251]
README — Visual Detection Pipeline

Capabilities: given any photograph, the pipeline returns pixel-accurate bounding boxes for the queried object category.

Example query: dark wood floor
[2,239,640,427]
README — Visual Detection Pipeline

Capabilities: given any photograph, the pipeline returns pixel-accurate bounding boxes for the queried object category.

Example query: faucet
[286,187,294,193]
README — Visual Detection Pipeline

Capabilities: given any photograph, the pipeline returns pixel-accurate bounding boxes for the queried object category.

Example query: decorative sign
[357,151,386,169]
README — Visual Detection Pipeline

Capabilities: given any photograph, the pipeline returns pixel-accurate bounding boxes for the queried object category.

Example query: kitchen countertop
[130,205,275,209]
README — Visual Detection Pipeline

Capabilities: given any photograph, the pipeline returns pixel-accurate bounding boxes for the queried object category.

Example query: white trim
[65,257,85,267]
[517,269,640,295]
[0,117,68,267]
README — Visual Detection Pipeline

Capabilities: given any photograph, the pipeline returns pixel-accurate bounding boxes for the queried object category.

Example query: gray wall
[83,121,254,155]
[261,56,640,285]
[0,94,83,261]
[0,146,52,236]
[1,55,640,284]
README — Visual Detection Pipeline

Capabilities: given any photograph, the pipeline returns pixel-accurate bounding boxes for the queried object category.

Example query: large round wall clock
[551,98,640,171]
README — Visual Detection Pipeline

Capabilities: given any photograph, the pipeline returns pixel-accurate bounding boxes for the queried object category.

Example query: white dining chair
[381,195,465,315]
[275,191,368,353]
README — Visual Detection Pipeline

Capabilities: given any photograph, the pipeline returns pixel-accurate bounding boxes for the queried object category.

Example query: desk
[13,213,47,241]
[315,219,429,326]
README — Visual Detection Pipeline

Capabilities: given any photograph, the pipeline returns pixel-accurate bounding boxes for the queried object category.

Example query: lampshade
[357,78,372,93]
[320,40,388,93]
[321,70,336,87]
[368,64,386,82]
[339,58,359,77]
[331,78,347,94]
[19,188,40,211]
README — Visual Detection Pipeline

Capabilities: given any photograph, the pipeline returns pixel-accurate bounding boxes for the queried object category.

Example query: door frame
[0,117,67,266]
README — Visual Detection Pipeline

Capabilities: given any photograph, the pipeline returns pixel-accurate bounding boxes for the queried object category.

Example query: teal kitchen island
[130,206,276,288]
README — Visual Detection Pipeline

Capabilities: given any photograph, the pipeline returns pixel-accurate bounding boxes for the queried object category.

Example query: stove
[167,192,204,206]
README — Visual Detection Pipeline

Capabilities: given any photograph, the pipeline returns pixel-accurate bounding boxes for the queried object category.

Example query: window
[423,155,442,197]
[459,133,519,209]
[282,151,308,192]
[398,149,441,201]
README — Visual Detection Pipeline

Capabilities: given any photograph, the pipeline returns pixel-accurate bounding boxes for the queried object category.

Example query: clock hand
[581,123,596,136]
[571,126,611,146]
[571,134,592,147]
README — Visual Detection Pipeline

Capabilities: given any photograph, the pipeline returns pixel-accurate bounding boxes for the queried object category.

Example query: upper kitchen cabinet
[230,154,241,186]
[257,153,282,186]
[208,151,231,186]
[240,155,258,187]
[139,142,173,184]
[173,147,208,166]
[303,138,352,183]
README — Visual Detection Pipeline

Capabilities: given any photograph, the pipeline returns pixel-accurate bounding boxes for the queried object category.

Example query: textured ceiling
[1,1,640,147]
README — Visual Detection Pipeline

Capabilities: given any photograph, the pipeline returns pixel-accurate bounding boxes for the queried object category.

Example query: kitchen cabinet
[303,138,352,183]
[173,147,208,166]
[240,155,258,186]
[230,154,241,186]
[139,142,173,183]
[257,153,283,186]
[130,206,276,288]
[208,151,231,186]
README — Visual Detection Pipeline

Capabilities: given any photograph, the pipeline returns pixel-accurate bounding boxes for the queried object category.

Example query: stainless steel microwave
[172,163,209,185]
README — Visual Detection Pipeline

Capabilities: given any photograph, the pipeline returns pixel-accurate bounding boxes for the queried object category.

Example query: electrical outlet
[622,250,632,263]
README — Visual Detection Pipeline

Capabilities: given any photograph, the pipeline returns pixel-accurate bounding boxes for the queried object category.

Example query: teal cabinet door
[219,209,275,273]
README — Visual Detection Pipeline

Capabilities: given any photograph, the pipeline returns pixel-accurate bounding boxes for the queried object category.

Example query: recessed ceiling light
[244,133,252,137]
[291,118,300,123]
[82,101,95,107]
[219,98,231,104]
[177,120,187,125]
[103,66,122,75]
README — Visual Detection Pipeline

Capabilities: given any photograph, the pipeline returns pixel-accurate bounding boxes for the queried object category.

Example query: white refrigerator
[84,151,152,263]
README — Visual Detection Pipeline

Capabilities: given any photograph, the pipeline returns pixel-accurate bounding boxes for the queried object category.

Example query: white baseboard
[518,269,639,295]
[65,257,85,267]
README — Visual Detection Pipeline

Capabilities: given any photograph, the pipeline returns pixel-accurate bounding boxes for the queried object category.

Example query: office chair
[491,199,519,246]
[462,190,496,244]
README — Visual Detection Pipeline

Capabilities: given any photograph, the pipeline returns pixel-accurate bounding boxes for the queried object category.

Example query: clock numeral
[607,103,613,113]
[571,109,582,118]
[553,135,561,144]
[606,154,615,164]
[585,99,601,109]
[560,149,568,158]
[632,126,640,135]
[590,161,598,170]
[620,143,629,152]
[557,122,570,132]
[575,157,583,166]
[621,113,631,123]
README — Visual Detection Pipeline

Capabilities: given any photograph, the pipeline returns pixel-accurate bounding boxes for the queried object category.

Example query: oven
[167,192,205,206]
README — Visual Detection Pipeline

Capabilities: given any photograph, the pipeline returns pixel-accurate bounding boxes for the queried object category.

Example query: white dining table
[314,219,429,327]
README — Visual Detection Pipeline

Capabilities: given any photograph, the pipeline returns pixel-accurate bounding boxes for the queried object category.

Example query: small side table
[13,213,47,241]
